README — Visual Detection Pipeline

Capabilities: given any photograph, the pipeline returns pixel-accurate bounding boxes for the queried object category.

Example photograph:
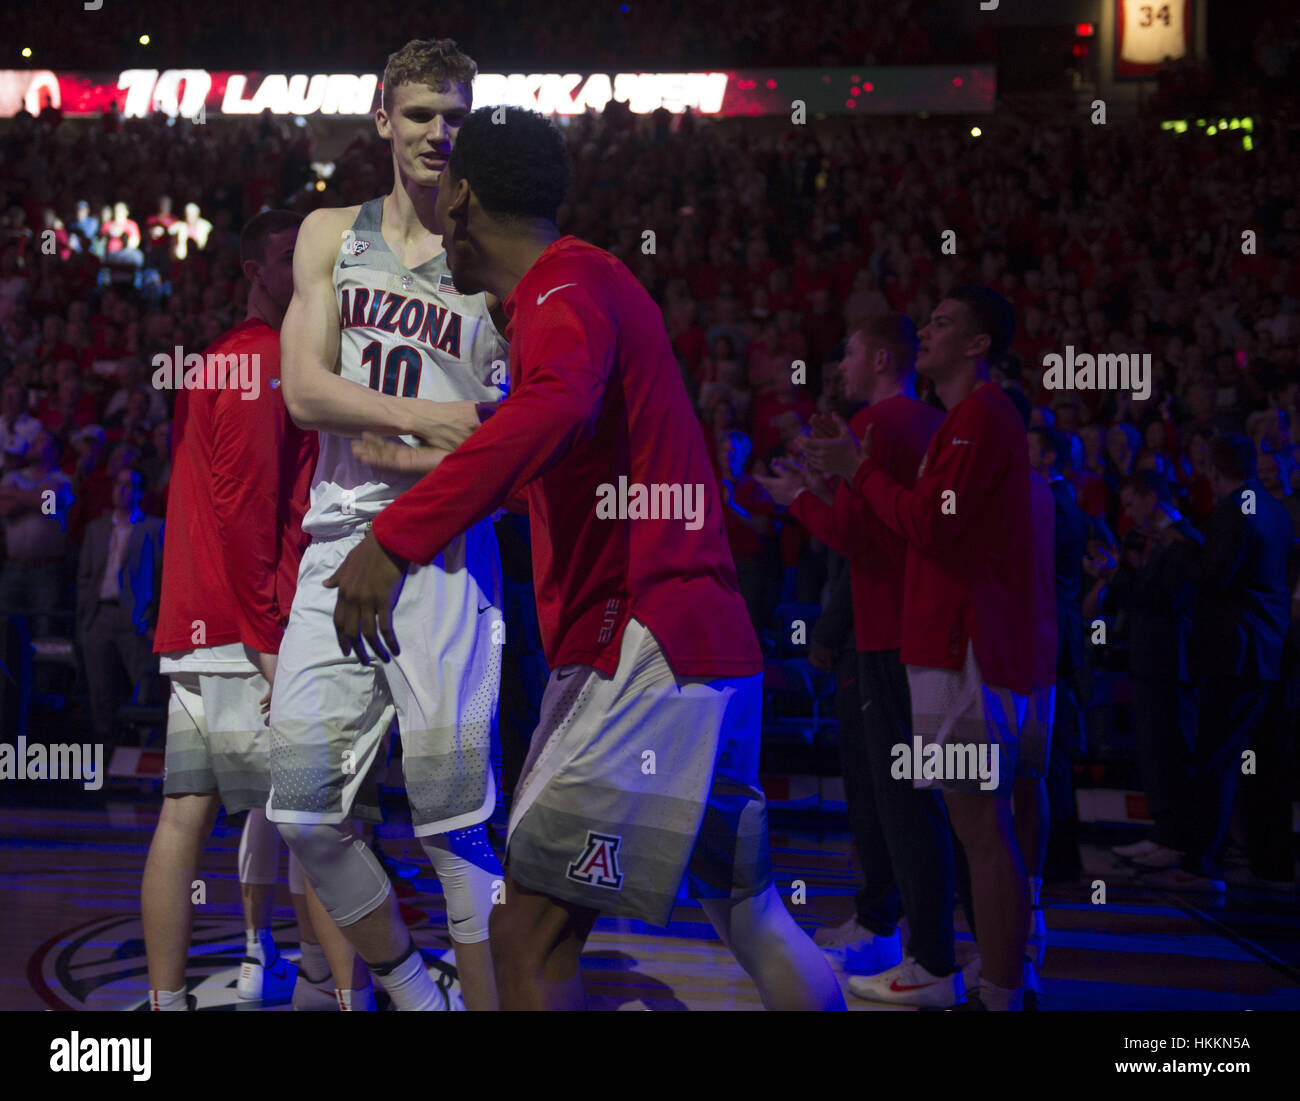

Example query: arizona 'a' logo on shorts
[567,831,624,889]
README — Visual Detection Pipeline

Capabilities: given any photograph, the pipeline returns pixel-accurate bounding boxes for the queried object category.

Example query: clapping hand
[802,413,872,481]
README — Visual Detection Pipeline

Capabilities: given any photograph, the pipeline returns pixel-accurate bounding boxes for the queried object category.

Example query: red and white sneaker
[335,983,378,1012]
[813,918,903,975]
[237,951,290,1000]
[847,956,964,1008]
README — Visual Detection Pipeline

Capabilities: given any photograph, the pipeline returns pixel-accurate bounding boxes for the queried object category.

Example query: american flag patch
[438,274,462,295]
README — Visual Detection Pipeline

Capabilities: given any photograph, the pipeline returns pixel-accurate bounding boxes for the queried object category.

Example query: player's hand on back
[352,433,450,475]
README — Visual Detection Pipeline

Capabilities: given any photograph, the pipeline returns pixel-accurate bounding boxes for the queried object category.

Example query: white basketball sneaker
[848,956,965,1008]
[292,967,340,1011]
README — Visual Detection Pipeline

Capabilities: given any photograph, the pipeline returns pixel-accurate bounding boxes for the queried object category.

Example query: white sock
[336,983,377,1011]
[246,927,277,964]
[371,943,445,1011]
[298,941,329,982]
[979,977,1023,1012]
[150,987,189,1011]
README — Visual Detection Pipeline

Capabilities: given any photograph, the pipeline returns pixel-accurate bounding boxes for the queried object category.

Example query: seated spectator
[67,441,137,548]
[144,195,178,264]
[75,464,164,753]
[64,423,107,488]
[102,357,168,423]
[69,201,99,254]
[170,202,213,260]
[1104,423,1141,532]
[0,375,42,455]
[104,386,155,450]
[36,375,98,436]
[751,374,817,462]
[39,209,72,261]
[0,249,30,326]
[698,356,751,425]
[0,429,75,636]
[142,420,172,515]
[102,202,144,268]
[842,268,888,330]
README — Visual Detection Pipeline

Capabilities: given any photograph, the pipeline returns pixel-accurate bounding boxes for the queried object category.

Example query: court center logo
[30,914,460,1011]
[567,831,625,889]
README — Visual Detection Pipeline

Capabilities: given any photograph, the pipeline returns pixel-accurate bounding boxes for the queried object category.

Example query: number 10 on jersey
[361,340,422,397]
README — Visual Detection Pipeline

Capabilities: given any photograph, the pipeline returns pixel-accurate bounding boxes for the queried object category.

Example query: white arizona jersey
[304,196,508,538]
[1120,0,1188,66]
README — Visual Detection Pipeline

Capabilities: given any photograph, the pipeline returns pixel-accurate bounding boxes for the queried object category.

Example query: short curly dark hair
[382,39,477,114]
[447,106,571,223]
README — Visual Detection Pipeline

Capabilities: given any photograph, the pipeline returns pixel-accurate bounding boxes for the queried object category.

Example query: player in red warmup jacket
[327,107,845,1011]
[142,211,363,1011]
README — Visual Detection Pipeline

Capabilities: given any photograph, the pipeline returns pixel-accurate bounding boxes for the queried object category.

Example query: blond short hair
[382,39,477,113]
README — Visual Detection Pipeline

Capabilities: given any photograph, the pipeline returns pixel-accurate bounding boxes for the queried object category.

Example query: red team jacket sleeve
[852,406,1006,552]
[789,479,882,559]
[372,284,617,564]
[210,381,288,653]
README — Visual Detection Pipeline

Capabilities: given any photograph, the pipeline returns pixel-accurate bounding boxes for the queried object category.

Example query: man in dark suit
[1146,436,1293,891]
[1027,427,1090,881]
[76,465,164,750]
[1110,471,1204,870]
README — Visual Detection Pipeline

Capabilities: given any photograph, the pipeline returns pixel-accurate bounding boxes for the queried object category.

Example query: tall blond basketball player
[271,39,507,1011]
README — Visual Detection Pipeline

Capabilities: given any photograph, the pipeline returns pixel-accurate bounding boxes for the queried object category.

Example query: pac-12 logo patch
[349,238,370,256]
[567,831,624,889]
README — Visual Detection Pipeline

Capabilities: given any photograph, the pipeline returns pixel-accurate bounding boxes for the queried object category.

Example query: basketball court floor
[3,790,1297,1012]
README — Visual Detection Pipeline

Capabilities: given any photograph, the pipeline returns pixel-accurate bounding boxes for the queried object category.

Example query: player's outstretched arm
[280,207,480,447]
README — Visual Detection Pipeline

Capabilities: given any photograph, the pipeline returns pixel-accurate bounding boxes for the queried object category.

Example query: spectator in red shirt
[144,195,179,266]
[802,288,843,370]
[751,373,817,461]
[37,375,98,437]
[103,202,144,268]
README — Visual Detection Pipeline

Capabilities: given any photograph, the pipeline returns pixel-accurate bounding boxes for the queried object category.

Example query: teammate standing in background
[271,39,508,1012]
[142,210,364,1011]
[805,287,1036,1011]
[756,316,961,1006]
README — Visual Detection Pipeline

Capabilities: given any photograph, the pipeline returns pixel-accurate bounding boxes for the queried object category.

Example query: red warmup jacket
[789,394,943,652]
[852,381,1036,695]
[373,236,762,679]
[154,319,318,655]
